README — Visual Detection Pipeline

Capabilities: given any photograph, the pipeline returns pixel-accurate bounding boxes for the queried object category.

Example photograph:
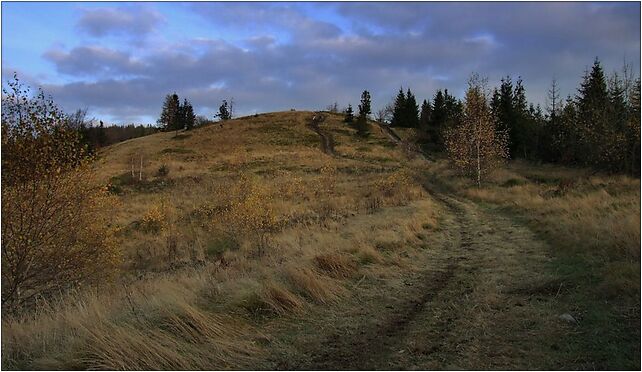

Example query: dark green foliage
[156,164,170,177]
[419,99,431,131]
[391,88,406,127]
[344,104,354,123]
[390,87,419,128]
[218,100,231,121]
[358,90,372,120]
[426,89,462,150]
[355,91,371,137]
[158,93,181,131]
[181,99,196,131]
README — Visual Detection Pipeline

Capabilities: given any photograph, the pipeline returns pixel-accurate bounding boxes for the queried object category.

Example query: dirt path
[262,176,566,370]
[307,114,336,156]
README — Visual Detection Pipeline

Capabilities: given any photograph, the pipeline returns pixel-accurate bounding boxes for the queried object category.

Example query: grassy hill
[3,111,639,370]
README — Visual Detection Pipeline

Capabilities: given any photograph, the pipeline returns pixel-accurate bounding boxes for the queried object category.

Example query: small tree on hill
[218,100,231,121]
[356,90,371,137]
[182,99,196,130]
[158,93,181,131]
[358,90,372,119]
[391,87,406,127]
[445,74,509,187]
[344,104,354,123]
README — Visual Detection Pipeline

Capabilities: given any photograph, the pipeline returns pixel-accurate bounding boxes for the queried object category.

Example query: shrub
[156,164,170,177]
[1,76,120,312]
[214,175,280,256]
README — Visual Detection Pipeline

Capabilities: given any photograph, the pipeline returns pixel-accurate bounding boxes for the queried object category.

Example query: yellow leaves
[141,202,170,233]
[212,173,281,255]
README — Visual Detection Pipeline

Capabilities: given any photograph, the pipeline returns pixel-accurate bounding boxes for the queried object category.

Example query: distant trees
[424,89,462,150]
[344,104,354,123]
[1,76,119,312]
[445,74,509,187]
[158,93,196,132]
[435,57,640,178]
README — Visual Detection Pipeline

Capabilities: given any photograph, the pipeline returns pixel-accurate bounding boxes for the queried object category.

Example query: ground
[2,111,639,370]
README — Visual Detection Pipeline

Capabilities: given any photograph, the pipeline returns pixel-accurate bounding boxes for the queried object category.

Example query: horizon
[2,1,640,125]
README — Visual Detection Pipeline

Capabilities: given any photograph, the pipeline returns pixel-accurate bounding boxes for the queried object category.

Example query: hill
[3,111,639,370]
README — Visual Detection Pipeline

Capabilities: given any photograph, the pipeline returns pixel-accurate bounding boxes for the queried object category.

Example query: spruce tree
[404,88,419,128]
[358,90,372,119]
[218,100,231,121]
[182,99,196,130]
[344,104,354,123]
[356,90,371,137]
[576,58,610,167]
[419,99,432,132]
[391,87,406,127]
[158,93,181,131]
[428,90,446,148]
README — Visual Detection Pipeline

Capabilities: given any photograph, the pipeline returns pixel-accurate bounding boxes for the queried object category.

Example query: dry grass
[3,111,440,369]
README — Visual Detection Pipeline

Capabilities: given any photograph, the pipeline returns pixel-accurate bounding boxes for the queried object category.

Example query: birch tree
[445,74,509,187]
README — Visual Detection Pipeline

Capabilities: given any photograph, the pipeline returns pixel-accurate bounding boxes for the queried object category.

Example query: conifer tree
[355,90,371,137]
[344,104,354,123]
[218,100,231,121]
[391,87,406,127]
[182,99,196,130]
[358,90,372,119]
[419,99,432,132]
[576,58,610,167]
[404,88,419,128]
[158,93,181,131]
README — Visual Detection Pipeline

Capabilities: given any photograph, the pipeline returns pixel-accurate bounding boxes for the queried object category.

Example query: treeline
[67,109,158,152]
[375,58,640,176]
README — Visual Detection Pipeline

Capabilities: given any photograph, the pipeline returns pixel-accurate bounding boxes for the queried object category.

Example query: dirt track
[308,114,336,156]
[262,127,568,370]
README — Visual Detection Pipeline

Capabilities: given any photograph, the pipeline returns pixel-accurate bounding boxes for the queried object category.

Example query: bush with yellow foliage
[214,174,280,256]
[1,76,120,312]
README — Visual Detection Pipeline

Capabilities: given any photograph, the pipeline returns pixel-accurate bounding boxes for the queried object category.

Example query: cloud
[43,46,145,76]
[7,2,639,123]
[76,6,164,38]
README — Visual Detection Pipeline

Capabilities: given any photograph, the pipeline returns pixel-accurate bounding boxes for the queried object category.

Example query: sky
[2,1,640,125]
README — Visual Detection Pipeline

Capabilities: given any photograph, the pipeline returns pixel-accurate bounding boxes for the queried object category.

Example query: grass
[3,111,436,369]
[3,113,638,370]
[420,156,640,369]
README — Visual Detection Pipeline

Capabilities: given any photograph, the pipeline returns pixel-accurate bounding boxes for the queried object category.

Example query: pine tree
[576,58,610,167]
[218,100,231,121]
[182,99,196,131]
[419,99,431,131]
[344,104,354,123]
[428,89,446,147]
[391,87,406,127]
[358,90,372,119]
[627,78,641,176]
[404,88,419,128]
[356,90,371,137]
[158,93,181,131]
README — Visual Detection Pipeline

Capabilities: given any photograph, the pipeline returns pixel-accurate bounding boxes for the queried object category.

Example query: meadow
[2,111,639,370]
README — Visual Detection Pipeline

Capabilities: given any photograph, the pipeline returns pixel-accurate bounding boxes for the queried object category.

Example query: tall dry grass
[3,111,441,369]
